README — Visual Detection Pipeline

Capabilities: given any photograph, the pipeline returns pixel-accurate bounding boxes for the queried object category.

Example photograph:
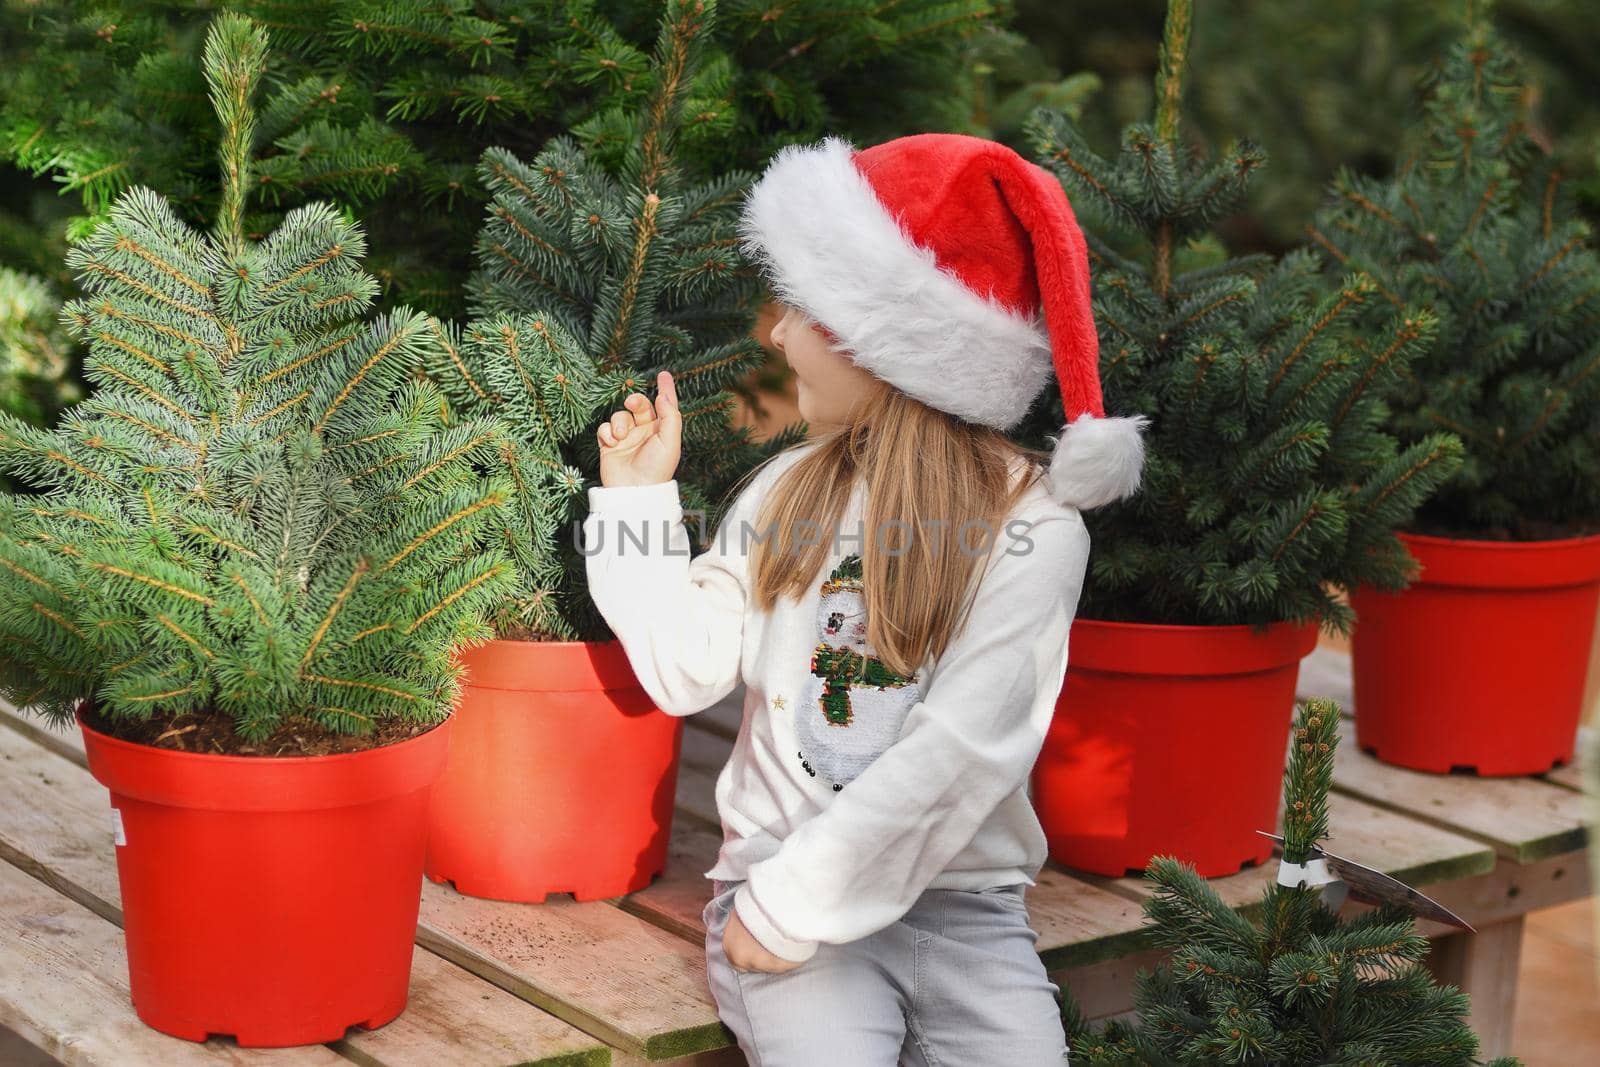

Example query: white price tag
[1276,855,1334,887]
[111,807,126,847]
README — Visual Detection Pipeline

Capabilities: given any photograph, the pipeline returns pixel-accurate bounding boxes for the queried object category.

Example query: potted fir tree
[418,0,805,903]
[1058,698,1521,1065]
[1014,0,1463,878]
[1310,13,1600,776]
[0,15,516,1046]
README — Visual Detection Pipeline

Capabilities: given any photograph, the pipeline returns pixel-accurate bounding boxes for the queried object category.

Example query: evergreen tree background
[1059,698,1522,1065]
[425,0,805,642]
[1012,0,1464,634]
[0,12,517,741]
[1307,4,1600,541]
[7,1,1600,449]
[0,0,1011,319]
[0,266,79,427]
[1004,0,1600,253]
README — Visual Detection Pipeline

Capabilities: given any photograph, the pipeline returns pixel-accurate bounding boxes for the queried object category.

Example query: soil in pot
[1404,512,1600,542]
[79,702,444,757]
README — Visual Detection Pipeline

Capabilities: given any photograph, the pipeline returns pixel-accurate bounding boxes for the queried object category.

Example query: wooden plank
[692,689,743,743]
[1329,717,1589,863]
[1426,917,1525,1060]
[1025,867,1157,971]
[674,728,727,830]
[614,817,726,945]
[416,881,728,1061]
[679,721,734,774]
[1539,752,1587,792]
[1536,726,1590,793]
[0,1029,59,1067]
[0,724,613,1067]
[1296,643,1355,713]
[1406,849,1592,932]
[610,1050,744,1067]
[332,949,610,1067]
[1,698,87,763]
[1050,946,1170,1021]
[1312,791,1500,886]
[0,859,348,1066]
[0,725,127,924]
[673,764,722,832]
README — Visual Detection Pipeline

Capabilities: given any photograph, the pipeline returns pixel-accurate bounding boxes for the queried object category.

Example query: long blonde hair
[735,375,1052,678]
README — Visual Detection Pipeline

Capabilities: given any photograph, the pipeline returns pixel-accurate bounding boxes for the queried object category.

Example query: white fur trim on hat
[738,136,1053,432]
[1047,414,1150,510]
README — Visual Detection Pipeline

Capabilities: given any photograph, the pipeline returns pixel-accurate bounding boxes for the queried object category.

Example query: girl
[582,133,1149,1066]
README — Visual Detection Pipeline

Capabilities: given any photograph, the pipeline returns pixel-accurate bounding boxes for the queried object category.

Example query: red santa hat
[737,132,1150,511]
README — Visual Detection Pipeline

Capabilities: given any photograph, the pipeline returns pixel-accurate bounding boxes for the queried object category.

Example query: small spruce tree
[1060,697,1522,1065]
[0,12,516,744]
[1306,3,1600,541]
[1014,0,1464,634]
[426,0,806,642]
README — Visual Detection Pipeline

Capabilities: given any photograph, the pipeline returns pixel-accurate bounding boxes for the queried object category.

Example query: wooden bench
[1,646,1589,1065]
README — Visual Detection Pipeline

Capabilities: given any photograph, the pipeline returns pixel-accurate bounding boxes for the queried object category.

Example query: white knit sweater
[581,441,1091,963]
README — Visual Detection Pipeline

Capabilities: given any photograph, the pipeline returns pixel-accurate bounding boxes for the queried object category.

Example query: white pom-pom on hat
[1047,414,1152,511]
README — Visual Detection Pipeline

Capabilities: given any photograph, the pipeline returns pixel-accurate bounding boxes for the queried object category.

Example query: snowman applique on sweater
[796,552,924,791]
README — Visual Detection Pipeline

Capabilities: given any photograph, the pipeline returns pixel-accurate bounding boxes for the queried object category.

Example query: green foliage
[0,0,1004,317]
[1008,0,1600,251]
[0,12,516,740]
[1309,8,1600,538]
[1015,0,1464,634]
[0,267,81,429]
[1059,699,1523,1065]
[427,0,806,642]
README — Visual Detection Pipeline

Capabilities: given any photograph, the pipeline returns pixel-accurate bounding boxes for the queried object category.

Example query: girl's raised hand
[597,370,681,488]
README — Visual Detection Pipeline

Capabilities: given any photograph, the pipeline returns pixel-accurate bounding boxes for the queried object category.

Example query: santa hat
[737,132,1150,510]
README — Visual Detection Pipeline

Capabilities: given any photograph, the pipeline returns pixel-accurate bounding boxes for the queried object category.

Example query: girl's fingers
[625,391,655,425]
[598,385,674,451]
[656,372,681,436]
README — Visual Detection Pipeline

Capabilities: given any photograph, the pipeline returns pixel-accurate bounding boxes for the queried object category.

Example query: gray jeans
[703,878,1071,1066]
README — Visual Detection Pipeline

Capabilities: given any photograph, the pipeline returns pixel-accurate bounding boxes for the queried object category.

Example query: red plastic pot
[77,705,449,1047]
[1349,529,1600,775]
[1033,618,1320,878]
[424,638,683,901]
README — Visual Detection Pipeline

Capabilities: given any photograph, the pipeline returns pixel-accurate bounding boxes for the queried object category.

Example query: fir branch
[204,13,269,255]
[404,557,514,635]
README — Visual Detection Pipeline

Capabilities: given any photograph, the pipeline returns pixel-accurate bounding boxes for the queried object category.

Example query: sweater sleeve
[730,511,1091,963]
[581,477,760,717]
